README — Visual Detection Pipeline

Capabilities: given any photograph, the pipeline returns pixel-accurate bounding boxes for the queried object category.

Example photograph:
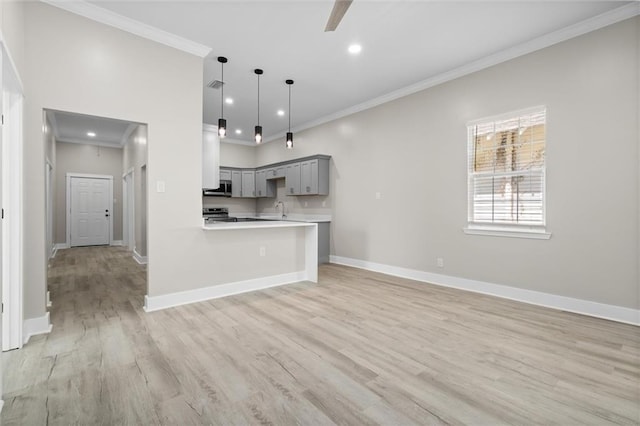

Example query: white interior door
[70,176,111,247]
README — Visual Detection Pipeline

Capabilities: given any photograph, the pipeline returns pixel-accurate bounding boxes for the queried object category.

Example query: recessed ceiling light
[225,97,234,105]
[235,129,242,135]
[277,110,285,117]
[87,132,96,137]
[348,44,362,55]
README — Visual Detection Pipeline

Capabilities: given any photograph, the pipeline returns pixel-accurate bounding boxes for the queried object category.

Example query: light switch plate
[156,181,166,193]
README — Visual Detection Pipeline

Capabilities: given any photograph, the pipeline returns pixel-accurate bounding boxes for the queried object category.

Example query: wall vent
[207,79,224,89]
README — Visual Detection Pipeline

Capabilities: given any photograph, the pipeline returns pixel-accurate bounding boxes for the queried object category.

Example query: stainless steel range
[203,207,237,224]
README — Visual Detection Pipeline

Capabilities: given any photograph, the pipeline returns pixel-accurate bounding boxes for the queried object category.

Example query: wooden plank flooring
[2,246,639,425]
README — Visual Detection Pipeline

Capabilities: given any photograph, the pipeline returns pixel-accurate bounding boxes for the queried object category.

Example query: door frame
[65,173,114,247]
[122,168,135,252]
[1,58,24,351]
[45,160,54,258]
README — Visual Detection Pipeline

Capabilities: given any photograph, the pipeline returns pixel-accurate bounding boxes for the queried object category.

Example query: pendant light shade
[217,56,228,138]
[254,69,263,144]
[285,79,294,149]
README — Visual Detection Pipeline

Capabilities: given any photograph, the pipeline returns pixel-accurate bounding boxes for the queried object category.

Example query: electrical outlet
[322,200,326,207]
[437,257,444,268]
[304,201,308,207]
[259,247,266,257]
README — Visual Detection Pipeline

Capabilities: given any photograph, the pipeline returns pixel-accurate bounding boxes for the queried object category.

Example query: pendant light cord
[257,73,260,125]
[288,84,291,132]
[220,61,224,119]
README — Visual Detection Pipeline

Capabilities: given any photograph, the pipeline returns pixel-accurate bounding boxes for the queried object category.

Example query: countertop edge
[202,221,317,231]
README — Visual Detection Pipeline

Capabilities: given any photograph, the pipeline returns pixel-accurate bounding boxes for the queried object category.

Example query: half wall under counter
[144,221,317,312]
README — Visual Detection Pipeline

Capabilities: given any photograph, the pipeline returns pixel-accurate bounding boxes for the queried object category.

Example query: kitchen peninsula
[144,219,317,312]
[203,218,318,277]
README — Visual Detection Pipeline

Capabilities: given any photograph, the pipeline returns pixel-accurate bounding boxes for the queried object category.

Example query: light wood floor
[2,246,639,425]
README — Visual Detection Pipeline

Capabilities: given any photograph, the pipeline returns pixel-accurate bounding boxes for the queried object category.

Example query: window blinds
[467,108,546,227]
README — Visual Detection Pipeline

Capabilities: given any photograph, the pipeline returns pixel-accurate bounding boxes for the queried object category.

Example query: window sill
[463,225,551,240]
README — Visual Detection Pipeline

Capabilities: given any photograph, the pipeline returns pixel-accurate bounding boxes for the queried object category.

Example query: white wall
[256,17,640,310]
[220,142,256,168]
[22,2,203,317]
[54,142,124,244]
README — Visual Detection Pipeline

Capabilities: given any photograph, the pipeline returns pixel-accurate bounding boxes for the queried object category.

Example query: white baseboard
[133,249,148,265]
[144,271,308,312]
[111,240,123,246]
[330,255,640,326]
[46,290,52,308]
[54,242,69,251]
[23,312,53,345]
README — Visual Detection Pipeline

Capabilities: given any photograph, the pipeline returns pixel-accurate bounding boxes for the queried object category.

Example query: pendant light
[254,69,263,144]
[285,79,294,149]
[217,56,228,138]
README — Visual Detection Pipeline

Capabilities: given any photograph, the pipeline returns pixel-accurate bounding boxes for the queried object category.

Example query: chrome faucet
[274,200,286,219]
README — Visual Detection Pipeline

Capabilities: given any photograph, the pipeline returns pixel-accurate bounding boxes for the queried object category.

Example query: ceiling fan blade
[324,0,353,32]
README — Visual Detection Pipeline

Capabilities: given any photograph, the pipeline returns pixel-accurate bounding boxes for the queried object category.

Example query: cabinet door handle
[306,186,310,192]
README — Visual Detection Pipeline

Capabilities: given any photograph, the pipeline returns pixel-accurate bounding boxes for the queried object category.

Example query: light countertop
[202,220,317,231]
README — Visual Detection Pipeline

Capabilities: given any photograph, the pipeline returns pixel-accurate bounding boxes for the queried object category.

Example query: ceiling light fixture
[235,129,242,135]
[225,98,234,105]
[277,110,285,117]
[87,132,96,137]
[217,56,228,138]
[285,79,294,149]
[348,44,362,54]
[254,68,263,144]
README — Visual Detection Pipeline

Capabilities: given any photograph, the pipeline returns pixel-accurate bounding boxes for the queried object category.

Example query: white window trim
[463,224,551,240]
[465,106,550,239]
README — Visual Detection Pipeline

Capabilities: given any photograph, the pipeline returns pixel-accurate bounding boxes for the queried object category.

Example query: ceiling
[47,110,140,148]
[69,1,634,144]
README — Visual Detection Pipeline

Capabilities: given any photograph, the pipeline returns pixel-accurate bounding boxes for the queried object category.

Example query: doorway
[66,174,113,247]
[123,169,135,252]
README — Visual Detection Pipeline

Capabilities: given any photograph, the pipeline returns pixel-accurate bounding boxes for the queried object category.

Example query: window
[466,106,550,239]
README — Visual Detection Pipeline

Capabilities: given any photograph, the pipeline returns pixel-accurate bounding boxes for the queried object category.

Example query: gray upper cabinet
[300,158,329,195]
[241,170,256,198]
[219,168,232,182]
[286,163,301,195]
[221,155,330,198]
[256,169,275,198]
[231,170,242,197]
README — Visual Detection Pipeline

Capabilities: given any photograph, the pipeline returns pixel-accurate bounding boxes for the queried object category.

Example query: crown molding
[57,137,124,149]
[264,2,640,144]
[203,123,258,146]
[120,123,138,146]
[222,137,259,147]
[46,110,62,140]
[40,0,212,58]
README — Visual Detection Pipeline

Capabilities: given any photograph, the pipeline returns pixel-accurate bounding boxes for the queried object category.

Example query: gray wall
[256,17,640,309]
[54,141,124,244]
